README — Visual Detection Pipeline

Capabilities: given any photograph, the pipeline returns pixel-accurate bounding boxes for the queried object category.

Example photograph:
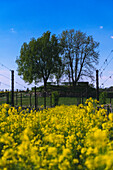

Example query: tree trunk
[44,78,47,92]
[44,78,47,109]
[75,56,78,82]
[68,52,74,85]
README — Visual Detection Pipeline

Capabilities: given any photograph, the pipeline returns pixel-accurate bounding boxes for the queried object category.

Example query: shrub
[99,91,107,104]
[52,91,59,106]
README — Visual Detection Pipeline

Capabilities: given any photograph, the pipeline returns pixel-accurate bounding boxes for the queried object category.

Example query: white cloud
[100,26,103,29]
[10,28,16,33]
[110,36,113,39]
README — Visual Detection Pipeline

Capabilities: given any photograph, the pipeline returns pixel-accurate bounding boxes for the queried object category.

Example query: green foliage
[99,91,107,104]
[52,91,59,106]
[16,31,63,91]
[59,29,99,86]
[16,29,99,89]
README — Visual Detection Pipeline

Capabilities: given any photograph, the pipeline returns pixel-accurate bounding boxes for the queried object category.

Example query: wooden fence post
[50,93,52,107]
[86,82,88,99]
[110,98,112,104]
[21,92,22,107]
[7,92,9,104]
[16,92,18,105]
[96,70,99,101]
[11,70,14,106]
[35,86,37,110]
[81,92,83,104]
[30,93,32,107]
[44,91,46,109]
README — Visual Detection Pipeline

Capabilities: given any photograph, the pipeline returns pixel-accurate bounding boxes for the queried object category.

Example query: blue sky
[0,0,113,90]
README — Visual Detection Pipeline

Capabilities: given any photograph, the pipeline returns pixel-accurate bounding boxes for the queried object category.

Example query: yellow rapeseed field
[0,98,113,170]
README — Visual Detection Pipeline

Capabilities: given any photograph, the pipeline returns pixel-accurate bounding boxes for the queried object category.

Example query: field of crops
[0,98,113,169]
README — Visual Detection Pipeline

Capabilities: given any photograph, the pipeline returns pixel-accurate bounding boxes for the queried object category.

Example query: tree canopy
[16,31,62,90]
[16,29,99,89]
[59,29,99,86]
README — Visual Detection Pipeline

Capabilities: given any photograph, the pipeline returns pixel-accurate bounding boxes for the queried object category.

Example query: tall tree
[16,31,62,91]
[54,57,65,85]
[60,29,99,87]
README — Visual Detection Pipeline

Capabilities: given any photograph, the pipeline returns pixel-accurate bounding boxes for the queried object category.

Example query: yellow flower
[109,113,113,121]
[81,147,87,154]
[0,98,112,169]
[86,147,93,155]
[85,158,94,169]
[63,148,71,157]
[73,158,79,164]
[3,103,10,109]
[48,147,57,157]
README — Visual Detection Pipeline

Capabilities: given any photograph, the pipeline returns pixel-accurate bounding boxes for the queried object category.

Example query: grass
[14,96,80,107]
[0,95,85,107]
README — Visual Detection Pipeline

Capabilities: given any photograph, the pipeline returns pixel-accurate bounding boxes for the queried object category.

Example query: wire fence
[0,55,113,113]
[0,89,89,109]
[0,87,113,113]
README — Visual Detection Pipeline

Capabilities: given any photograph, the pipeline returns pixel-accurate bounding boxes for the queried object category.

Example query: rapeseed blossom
[0,98,113,169]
